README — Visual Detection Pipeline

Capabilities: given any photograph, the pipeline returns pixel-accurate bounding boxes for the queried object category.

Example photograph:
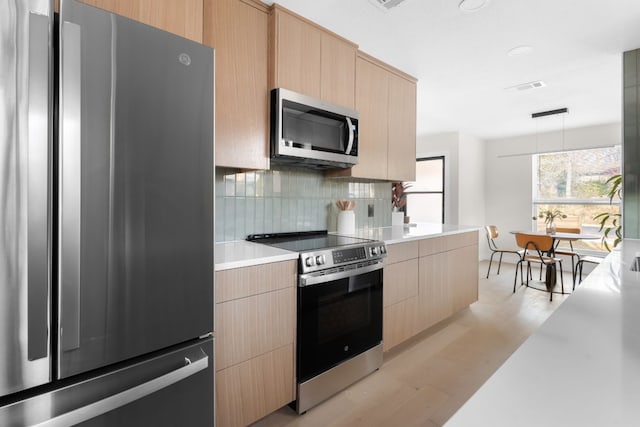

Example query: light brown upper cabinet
[328,52,417,181]
[387,70,418,182]
[75,0,203,42]
[269,4,357,109]
[204,0,270,170]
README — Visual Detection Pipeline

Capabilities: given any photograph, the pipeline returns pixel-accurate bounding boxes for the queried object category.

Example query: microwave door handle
[345,117,354,155]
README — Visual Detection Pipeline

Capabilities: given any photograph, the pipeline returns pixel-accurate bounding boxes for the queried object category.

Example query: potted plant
[534,208,567,234]
[391,182,410,225]
[594,174,622,251]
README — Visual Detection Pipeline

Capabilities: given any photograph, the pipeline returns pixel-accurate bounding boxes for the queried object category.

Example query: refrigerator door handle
[27,12,51,361]
[32,351,210,427]
[59,20,82,352]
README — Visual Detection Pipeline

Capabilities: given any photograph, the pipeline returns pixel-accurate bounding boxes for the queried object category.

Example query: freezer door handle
[27,12,51,361]
[59,20,82,352]
[32,351,209,427]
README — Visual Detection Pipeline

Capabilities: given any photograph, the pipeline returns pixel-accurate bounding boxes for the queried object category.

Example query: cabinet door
[216,344,294,427]
[419,252,452,330]
[320,32,356,108]
[387,73,417,182]
[383,296,419,352]
[205,0,269,169]
[383,257,419,351]
[79,0,203,42]
[383,258,419,308]
[352,56,389,180]
[271,7,321,97]
[450,244,479,312]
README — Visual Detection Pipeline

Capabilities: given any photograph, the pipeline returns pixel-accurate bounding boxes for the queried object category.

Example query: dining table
[509,230,601,246]
[509,230,601,293]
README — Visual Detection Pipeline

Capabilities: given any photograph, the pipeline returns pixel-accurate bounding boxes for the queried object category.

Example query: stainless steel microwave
[271,88,359,169]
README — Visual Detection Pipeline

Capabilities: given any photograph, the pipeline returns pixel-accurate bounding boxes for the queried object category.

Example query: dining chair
[554,226,581,285]
[484,225,523,279]
[513,232,564,301]
[574,255,604,289]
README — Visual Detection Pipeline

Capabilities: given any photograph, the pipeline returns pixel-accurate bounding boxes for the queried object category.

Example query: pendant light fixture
[498,108,572,158]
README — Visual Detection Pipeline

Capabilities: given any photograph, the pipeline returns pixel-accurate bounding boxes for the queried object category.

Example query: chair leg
[497,252,504,275]
[569,256,576,291]
[487,252,496,279]
[513,260,520,293]
[559,261,564,294]
[574,260,584,290]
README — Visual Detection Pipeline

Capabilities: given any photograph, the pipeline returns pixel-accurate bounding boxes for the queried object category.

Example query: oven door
[297,262,383,383]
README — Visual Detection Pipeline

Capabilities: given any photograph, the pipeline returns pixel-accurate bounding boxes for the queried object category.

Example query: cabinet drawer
[216,344,294,427]
[215,287,295,371]
[419,236,446,257]
[444,231,479,251]
[385,241,419,264]
[215,260,296,303]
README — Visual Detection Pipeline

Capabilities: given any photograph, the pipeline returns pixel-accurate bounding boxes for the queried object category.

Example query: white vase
[392,211,404,226]
[337,210,355,234]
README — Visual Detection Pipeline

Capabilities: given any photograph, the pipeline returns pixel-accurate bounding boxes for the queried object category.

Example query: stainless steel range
[247,231,386,414]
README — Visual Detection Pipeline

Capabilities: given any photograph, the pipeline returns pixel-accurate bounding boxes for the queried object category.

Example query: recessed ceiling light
[458,0,489,12]
[507,45,534,57]
[504,80,546,92]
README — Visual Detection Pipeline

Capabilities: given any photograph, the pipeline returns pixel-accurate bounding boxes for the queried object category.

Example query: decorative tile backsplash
[215,167,392,242]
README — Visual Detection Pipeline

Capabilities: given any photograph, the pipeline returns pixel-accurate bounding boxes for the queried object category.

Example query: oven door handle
[299,261,383,287]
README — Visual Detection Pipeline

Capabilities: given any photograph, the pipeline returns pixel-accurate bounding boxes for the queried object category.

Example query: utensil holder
[337,210,355,234]
[392,211,404,226]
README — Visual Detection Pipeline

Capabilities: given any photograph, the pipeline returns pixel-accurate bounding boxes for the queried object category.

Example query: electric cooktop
[247,230,374,252]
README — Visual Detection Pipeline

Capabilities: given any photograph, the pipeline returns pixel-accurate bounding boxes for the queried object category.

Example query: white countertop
[214,223,480,270]
[445,239,640,427]
[349,223,480,244]
[214,241,298,271]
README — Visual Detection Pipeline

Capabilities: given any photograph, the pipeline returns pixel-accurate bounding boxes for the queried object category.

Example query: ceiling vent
[505,80,546,92]
[368,0,408,11]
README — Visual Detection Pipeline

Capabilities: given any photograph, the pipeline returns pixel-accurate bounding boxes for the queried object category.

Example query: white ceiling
[262,0,640,140]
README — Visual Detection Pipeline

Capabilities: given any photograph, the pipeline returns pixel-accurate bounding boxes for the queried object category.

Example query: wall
[459,133,486,228]
[215,167,391,241]
[623,49,640,238]
[484,123,621,257]
[416,132,486,229]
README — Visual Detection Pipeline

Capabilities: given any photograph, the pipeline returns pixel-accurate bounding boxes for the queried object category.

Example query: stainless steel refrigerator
[0,0,214,425]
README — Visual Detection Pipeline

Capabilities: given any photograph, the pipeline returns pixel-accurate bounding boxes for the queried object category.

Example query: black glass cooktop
[247,230,373,253]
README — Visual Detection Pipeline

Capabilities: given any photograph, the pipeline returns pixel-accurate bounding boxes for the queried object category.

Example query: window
[533,146,621,252]
[405,156,445,223]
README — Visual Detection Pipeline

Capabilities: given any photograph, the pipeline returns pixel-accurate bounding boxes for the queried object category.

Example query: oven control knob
[315,255,325,265]
[370,247,378,256]
[380,245,386,254]
[305,257,315,267]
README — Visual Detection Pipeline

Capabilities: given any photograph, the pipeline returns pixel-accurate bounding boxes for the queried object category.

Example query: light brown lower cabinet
[384,231,479,352]
[214,260,297,427]
[214,233,478,424]
[216,344,294,427]
[382,243,420,351]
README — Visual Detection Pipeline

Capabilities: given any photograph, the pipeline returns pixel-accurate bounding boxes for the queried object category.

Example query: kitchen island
[445,239,640,427]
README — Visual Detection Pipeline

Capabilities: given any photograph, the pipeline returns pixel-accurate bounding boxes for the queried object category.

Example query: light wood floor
[252,261,573,427]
